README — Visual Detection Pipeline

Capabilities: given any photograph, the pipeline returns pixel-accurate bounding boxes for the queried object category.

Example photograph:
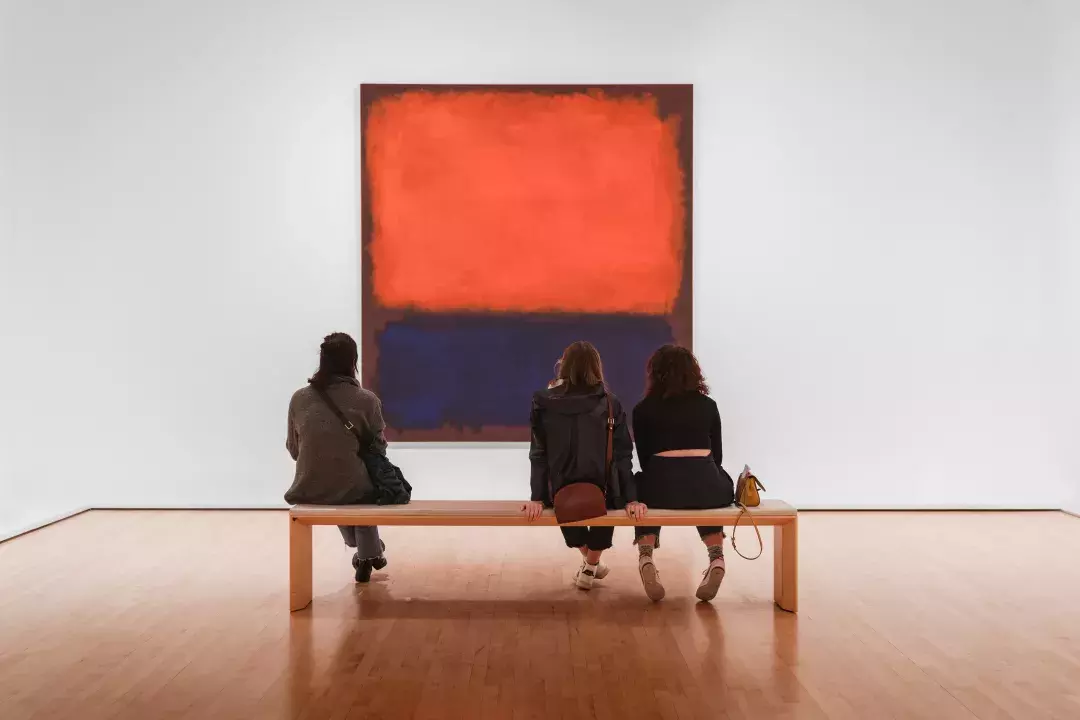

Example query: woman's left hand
[625,502,648,520]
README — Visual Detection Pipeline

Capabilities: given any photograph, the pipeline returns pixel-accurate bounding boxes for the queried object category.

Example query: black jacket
[529,385,636,508]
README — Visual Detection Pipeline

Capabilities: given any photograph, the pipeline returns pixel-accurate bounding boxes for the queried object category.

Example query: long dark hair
[645,344,709,398]
[308,332,359,387]
[551,341,605,391]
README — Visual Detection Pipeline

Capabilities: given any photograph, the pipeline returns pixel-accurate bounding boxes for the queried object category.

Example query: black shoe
[353,552,387,571]
[354,559,373,583]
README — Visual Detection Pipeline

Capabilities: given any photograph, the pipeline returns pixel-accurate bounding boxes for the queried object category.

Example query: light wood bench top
[290,499,796,526]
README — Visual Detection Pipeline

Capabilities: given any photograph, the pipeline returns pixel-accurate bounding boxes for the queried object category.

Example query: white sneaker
[576,557,609,579]
[638,555,666,602]
[574,563,598,591]
[696,556,727,602]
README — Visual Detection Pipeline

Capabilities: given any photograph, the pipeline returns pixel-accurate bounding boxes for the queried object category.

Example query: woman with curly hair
[631,345,735,603]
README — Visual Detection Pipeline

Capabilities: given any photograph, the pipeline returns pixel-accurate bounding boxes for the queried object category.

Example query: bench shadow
[339,581,661,620]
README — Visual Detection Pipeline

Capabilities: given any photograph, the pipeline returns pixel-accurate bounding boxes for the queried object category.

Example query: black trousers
[634,455,735,549]
[560,526,614,551]
[634,525,724,546]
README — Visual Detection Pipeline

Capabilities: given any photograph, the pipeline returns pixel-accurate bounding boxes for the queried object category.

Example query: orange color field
[365,90,685,314]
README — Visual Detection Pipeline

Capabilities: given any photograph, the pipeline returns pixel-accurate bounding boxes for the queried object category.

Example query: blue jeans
[338,525,384,558]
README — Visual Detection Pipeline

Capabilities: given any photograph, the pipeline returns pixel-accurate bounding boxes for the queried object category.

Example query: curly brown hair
[645,344,709,398]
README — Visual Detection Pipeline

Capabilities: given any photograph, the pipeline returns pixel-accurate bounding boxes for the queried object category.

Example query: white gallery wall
[1052,0,1080,516]
[0,3,93,538]
[1,0,1075,534]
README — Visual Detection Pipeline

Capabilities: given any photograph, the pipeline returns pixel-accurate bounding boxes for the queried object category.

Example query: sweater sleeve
[368,396,388,456]
[528,396,550,504]
[286,396,299,461]
[710,402,724,470]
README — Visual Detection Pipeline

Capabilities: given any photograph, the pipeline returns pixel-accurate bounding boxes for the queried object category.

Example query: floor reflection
[288,578,800,718]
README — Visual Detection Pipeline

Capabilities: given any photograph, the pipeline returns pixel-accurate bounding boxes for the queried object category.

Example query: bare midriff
[655,449,711,458]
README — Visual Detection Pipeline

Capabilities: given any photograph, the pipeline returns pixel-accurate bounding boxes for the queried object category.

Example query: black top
[632,392,723,474]
[529,384,636,507]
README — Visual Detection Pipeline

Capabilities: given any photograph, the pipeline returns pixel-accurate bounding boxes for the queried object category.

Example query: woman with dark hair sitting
[632,345,735,603]
[522,341,646,590]
[284,332,389,582]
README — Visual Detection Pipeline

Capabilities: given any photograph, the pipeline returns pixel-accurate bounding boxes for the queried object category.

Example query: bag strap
[731,503,764,561]
[605,394,614,477]
[312,384,366,456]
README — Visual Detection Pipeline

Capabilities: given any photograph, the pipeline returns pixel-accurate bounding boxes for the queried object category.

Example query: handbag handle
[731,503,764,561]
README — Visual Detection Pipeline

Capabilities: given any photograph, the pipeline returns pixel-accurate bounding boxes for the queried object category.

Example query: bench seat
[288,500,798,612]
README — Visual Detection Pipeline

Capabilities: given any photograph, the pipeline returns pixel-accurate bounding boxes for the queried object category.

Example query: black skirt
[636,456,735,510]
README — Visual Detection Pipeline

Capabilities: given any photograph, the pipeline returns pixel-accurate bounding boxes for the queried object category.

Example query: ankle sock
[638,545,654,560]
[708,544,725,562]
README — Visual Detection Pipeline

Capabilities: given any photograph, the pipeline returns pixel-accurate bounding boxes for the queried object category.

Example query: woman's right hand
[522,501,544,522]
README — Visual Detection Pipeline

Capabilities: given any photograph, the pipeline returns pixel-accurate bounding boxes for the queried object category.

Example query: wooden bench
[289,500,798,613]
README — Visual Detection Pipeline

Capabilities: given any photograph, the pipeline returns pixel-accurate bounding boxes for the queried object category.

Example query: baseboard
[95,503,1063,512]
[94,504,289,510]
[795,504,1059,511]
[2,506,1071,542]
[0,507,91,544]
[391,442,530,449]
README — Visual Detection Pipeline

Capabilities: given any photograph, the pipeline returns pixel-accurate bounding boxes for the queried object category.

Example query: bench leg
[773,517,798,613]
[290,518,313,612]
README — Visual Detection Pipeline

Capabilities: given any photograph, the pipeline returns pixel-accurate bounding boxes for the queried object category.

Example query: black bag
[312,385,412,505]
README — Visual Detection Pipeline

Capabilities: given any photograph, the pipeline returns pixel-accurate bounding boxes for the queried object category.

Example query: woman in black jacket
[632,345,735,603]
[523,341,646,590]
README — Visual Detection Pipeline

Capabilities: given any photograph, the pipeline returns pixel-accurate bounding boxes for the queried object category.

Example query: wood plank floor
[0,510,1078,719]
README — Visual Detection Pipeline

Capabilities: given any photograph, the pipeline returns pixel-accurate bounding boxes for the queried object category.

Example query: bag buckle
[344,421,355,431]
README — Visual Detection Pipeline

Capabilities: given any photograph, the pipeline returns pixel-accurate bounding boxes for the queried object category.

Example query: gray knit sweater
[284,376,388,505]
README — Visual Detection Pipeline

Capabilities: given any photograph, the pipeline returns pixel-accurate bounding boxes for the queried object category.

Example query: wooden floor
[1,511,1078,719]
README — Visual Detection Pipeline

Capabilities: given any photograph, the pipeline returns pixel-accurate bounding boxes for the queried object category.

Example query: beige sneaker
[696,556,727,602]
[574,563,598,591]
[638,555,666,602]
[577,555,609,580]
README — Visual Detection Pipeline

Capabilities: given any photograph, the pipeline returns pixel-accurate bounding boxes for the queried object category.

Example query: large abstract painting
[361,84,693,441]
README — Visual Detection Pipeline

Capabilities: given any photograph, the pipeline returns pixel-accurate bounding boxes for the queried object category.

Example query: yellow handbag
[731,466,766,560]
[736,466,765,507]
